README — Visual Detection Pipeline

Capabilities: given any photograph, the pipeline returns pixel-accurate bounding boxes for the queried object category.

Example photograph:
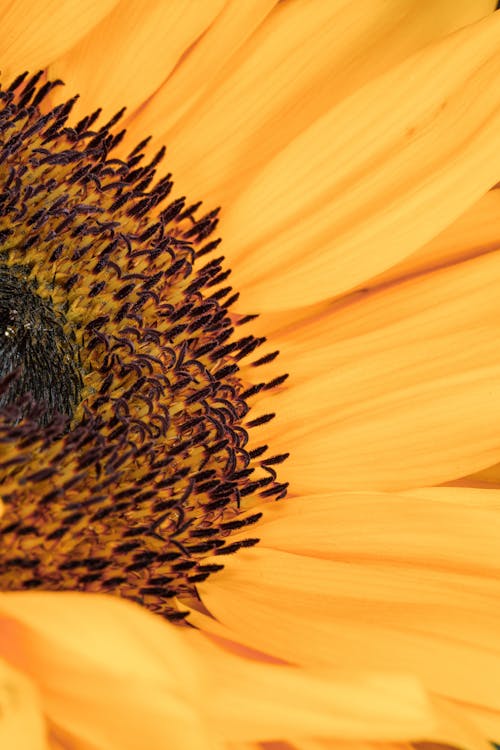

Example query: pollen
[0,72,288,621]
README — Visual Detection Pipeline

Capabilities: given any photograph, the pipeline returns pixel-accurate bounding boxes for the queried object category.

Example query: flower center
[0,264,82,424]
[0,72,288,621]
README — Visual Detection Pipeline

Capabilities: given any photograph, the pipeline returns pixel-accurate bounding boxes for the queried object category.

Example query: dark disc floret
[0,72,288,621]
[0,264,82,424]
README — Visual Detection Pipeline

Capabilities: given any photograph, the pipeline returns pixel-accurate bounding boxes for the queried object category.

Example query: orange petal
[198,488,500,714]
[253,250,500,491]
[455,702,500,745]
[0,591,434,746]
[400,486,500,507]
[297,744,418,750]
[447,462,500,488]
[186,631,435,744]
[124,0,279,147]
[239,492,500,571]
[350,188,500,294]
[0,0,118,80]
[0,593,212,750]
[214,11,500,310]
[0,657,47,750]
[160,0,497,210]
[48,0,226,122]
[281,743,410,750]
[419,696,493,750]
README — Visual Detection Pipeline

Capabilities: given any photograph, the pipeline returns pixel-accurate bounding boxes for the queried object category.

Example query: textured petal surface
[457,703,500,745]
[0,593,212,750]
[216,11,500,310]
[198,489,500,715]
[159,0,497,209]
[354,188,500,292]
[0,0,117,80]
[49,0,225,121]
[242,491,500,570]
[426,696,495,750]
[448,462,500,488]
[186,631,435,744]
[251,178,500,350]
[0,657,47,750]
[0,591,436,747]
[253,250,500,491]
[124,0,279,145]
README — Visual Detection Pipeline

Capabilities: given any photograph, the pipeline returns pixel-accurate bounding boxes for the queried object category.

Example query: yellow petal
[0,592,434,747]
[158,0,497,210]
[216,11,500,310]
[456,703,500,745]
[242,492,500,572]
[450,463,500,488]
[198,488,500,713]
[187,608,494,750]
[0,593,212,750]
[124,0,279,146]
[186,631,435,744]
[0,657,47,750]
[400,486,500,507]
[254,250,500,491]
[427,695,497,750]
[285,743,413,750]
[48,0,226,122]
[0,0,118,80]
[352,188,500,294]
[441,456,500,489]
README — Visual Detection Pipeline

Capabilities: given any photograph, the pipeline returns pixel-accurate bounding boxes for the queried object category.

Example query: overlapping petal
[0,593,212,750]
[48,0,227,122]
[251,249,500,491]
[196,489,500,735]
[448,462,500,488]
[124,0,279,143]
[0,657,47,750]
[0,592,437,748]
[217,11,500,310]
[352,188,500,293]
[0,0,117,80]
[148,0,497,209]
[186,631,435,745]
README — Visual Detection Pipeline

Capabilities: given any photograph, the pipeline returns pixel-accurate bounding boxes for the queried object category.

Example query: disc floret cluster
[0,72,288,620]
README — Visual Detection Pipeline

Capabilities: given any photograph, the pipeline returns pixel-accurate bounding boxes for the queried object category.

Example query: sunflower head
[0,72,288,621]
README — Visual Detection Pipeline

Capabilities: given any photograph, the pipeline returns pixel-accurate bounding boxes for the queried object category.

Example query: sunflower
[1,2,500,749]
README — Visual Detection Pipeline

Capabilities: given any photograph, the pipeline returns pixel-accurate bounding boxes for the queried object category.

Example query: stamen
[0,73,288,620]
